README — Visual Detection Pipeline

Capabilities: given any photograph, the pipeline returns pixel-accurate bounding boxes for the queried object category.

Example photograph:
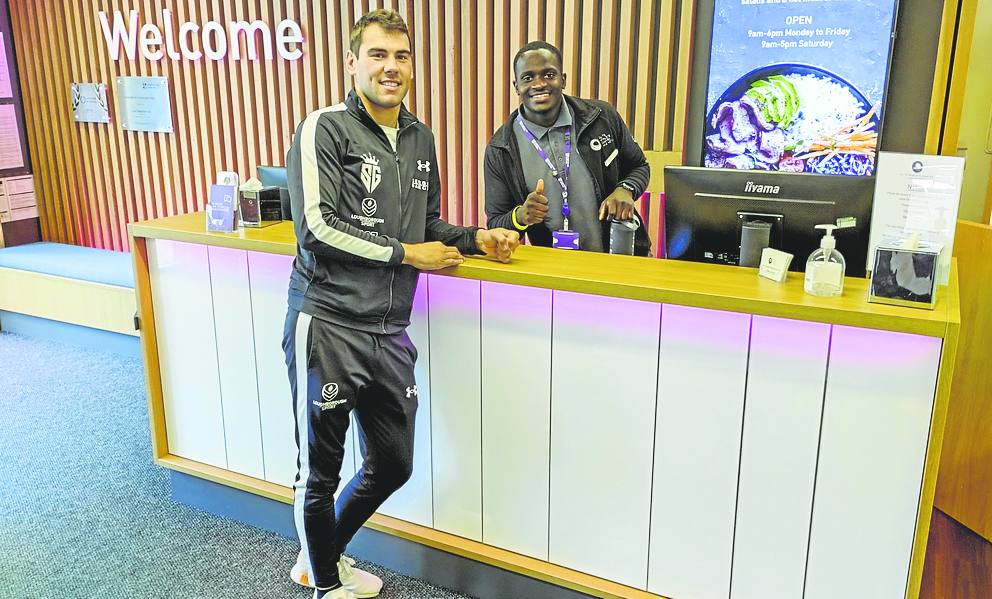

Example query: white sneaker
[337,555,383,599]
[290,550,313,587]
[313,587,355,599]
[291,551,383,599]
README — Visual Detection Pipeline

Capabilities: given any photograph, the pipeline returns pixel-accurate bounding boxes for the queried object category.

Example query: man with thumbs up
[484,41,652,254]
[517,178,550,225]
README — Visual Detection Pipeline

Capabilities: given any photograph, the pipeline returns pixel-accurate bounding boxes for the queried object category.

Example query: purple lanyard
[516,114,571,229]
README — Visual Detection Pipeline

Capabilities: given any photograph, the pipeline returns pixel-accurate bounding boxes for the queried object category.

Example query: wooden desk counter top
[130,212,959,338]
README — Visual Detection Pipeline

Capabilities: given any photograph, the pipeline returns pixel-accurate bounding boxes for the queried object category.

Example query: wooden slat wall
[11,0,693,252]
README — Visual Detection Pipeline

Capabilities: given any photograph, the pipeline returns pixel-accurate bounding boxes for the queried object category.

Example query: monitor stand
[737,212,783,267]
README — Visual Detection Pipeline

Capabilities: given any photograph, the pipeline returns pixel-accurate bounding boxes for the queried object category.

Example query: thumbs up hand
[515,178,549,227]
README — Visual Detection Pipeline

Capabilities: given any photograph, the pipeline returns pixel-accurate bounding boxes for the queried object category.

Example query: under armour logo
[405,385,418,398]
[417,160,431,173]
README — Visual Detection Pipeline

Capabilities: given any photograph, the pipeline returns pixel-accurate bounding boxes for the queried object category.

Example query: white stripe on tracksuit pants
[285,308,419,590]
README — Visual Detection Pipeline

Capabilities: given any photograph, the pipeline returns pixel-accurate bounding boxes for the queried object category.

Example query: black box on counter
[279,187,292,220]
[239,186,283,227]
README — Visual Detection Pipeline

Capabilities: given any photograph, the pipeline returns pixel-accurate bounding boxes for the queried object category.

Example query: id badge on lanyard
[516,115,579,250]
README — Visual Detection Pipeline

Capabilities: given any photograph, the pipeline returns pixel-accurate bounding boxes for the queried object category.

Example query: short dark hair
[513,41,564,78]
[350,9,410,55]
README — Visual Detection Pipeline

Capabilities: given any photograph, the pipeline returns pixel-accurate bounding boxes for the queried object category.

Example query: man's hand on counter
[476,228,521,263]
[599,186,636,221]
[401,241,464,270]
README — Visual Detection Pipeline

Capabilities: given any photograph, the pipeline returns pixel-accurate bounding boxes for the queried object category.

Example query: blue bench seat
[0,242,134,288]
[0,242,139,356]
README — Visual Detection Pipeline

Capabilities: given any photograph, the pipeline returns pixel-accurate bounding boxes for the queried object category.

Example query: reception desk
[129,212,959,599]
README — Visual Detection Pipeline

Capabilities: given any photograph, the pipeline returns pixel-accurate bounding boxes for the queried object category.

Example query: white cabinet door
[208,246,264,479]
[731,316,830,599]
[649,305,751,599]
[149,240,226,468]
[428,275,483,540]
[378,275,433,526]
[549,291,660,588]
[481,282,553,560]
[247,252,296,487]
[805,326,941,599]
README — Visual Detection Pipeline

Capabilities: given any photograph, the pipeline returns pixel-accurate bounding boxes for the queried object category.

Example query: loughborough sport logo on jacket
[362,198,377,217]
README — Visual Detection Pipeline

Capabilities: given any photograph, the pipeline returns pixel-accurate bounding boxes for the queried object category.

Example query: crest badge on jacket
[361,153,382,194]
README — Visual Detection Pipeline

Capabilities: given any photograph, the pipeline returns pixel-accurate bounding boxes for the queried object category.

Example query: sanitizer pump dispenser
[804,224,846,297]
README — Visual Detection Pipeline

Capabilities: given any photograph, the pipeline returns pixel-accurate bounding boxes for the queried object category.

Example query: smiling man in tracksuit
[282,10,519,599]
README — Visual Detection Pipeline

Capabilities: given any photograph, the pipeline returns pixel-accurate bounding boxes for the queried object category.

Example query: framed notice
[0,104,25,170]
[868,152,964,285]
[0,33,12,98]
[71,83,110,124]
[115,76,173,133]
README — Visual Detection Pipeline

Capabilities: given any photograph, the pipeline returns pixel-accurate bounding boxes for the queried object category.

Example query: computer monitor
[664,166,875,277]
[257,165,288,188]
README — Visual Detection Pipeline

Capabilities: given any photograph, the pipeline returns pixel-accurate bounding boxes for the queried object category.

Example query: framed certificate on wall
[115,76,174,134]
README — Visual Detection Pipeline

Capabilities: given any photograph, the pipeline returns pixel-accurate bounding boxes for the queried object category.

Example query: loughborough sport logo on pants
[314,382,348,411]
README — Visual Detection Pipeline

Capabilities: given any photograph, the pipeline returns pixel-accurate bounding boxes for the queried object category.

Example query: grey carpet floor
[0,332,474,599]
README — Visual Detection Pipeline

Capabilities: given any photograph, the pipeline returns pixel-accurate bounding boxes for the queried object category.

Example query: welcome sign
[98,9,304,62]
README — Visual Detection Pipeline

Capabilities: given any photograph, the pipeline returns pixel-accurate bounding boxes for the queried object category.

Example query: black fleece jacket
[484,95,652,256]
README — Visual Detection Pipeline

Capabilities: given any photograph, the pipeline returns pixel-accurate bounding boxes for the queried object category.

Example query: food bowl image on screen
[704,63,880,177]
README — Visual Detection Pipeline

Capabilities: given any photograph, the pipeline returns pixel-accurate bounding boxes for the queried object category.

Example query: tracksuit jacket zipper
[362,112,408,335]
[382,149,403,333]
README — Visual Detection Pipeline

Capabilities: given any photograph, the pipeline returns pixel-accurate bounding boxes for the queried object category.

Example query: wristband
[510,206,528,231]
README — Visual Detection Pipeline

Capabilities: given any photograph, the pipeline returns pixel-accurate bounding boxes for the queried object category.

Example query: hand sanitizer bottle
[804,224,846,297]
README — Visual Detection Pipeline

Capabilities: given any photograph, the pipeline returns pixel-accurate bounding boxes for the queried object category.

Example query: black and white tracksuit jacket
[285,90,481,333]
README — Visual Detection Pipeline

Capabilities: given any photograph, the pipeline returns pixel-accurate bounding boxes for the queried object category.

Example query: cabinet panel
[805,326,941,599]
[208,246,263,479]
[247,252,296,486]
[481,282,552,560]
[149,240,226,468]
[428,275,482,540]
[378,275,433,526]
[649,305,751,599]
[550,291,660,588]
[731,316,830,599]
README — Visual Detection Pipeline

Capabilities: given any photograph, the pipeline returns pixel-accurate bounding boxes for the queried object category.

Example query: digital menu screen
[704,0,898,176]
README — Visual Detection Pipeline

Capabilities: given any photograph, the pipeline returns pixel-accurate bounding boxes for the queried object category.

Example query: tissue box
[239,186,282,227]
[867,243,941,309]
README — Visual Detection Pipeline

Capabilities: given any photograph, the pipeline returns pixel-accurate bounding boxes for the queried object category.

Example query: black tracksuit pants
[283,308,419,590]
